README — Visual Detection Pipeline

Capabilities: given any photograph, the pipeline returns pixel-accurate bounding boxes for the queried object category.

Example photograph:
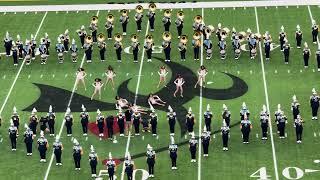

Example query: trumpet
[164,9,171,17]
[91,15,98,24]
[106,14,114,22]
[162,32,172,41]
[97,33,105,42]
[149,3,156,12]
[85,35,93,44]
[180,35,188,44]
[177,11,184,19]
[194,15,202,23]
[145,34,153,42]
[114,33,123,42]
[121,9,128,16]
[136,5,143,13]
[131,34,138,42]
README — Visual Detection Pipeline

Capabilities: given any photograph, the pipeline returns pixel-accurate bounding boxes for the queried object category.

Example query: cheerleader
[104,66,116,91]
[115,96,129,109]
[75,68,87,91]
[148,94,166,107]
[157,66,169,88]
[173,74,185,98]
[303,42,311,68]
[96,109,105,140]
[91,78,103,100]
[194,65,208,88]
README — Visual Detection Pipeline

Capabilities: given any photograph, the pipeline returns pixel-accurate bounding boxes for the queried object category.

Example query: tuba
[180,35,188,44]
[136,5,143,13]
[193,31,201,47]
[146,34,153,42]
[121,9,128,16]
[221,27,230,39]
[114,33,123,42]
[238,31,247,42]
[162,32,172,41]
[177,11,184,19]
[131,34,138,42]
[106,14,114,22]
[149,3,156,12]
[194,15,202,23]
[254,33,262,41]
[164,9,171,17]
[91,15,98,24]
[85,35,93,44]
[97,33,105,42]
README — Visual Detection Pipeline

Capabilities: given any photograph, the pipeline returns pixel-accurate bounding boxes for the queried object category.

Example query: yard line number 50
[250,167,304,180]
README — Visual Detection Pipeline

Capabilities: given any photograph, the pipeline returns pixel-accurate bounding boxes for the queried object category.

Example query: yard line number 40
[250,167,305,180]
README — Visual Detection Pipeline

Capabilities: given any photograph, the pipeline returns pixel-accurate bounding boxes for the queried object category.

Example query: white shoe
[56,163,59,166]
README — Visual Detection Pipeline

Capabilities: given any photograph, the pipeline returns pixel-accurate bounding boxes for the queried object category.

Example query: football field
[1,1,320,180]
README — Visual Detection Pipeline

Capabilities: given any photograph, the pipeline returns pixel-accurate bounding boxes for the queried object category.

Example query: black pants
[122,23,127,33]
[225,118,230,127]
[66,123,72,135]
[164,23,170,32]
[177,25,183,37]
[284,53,289,63]
[48,123,54,134]
[149,19,155,30]
[205,120,211,132]
[107,126,113,138]
[64,41,69,52]
[90,161,97,175]
[280,40,285,50]
[317,57,320,69]
[151,123,157,134]
[147,162,154,175]
[127,173,133,180]
[164,48,171,61]
[265,49,270,59]
[133,49,138,61]
[187,124,194,133]
[73,155,81,168]
[222,134,229,147]
[194,47,200,59]
[30,123,37,135]
[169,122,175,134]
[18,49,23,58]
[136,20,142,31]
[261,124,268,138]
[85,50,92,61]
[133,122,140,134]
[312,105,319,117]
[242,129,250,142]
[295,126,303,141]
[202,143,209,155]
[39,148,47,159]
[81,122,88,134]
[13,54,18,64]
[80,36,85,47]
[312,31,318,43]
[107,28,112,39]
[146,49,152,59]
[98,124,104,134]
[54,151,62,163]
[116,49,122,61]
[279,123,285,137]
[190,149,196,159]
[10,136,16,149]
[26,142,32,153]
[170,154,177,167]
[92,31,97,42]
[109,171,115,180]
[118,121,125,134]
[100,49,105,61]
[180,49,186,60]
[304,56,309,66]
[5,47,11,56]
[296,37,302,47]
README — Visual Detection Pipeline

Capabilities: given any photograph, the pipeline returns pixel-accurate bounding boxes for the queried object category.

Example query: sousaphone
[180,35,188,44]
[149,3,156,12]
[194,15,202,23]
[177,11,184,19]
[114,33,123,42]
[106,14,114,22]
[136,5,143,13]
[121,9,128,16]
[97,33,105,42]
[131,34,138,42]
[162,32,172,41]
[164,9,171,17]
[85,35,93,44]
[91,15,98,24]
[145,34,153,42]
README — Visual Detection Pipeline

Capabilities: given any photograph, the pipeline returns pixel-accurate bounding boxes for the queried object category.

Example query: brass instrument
[162,32,172,41]
[131,34,138,42]
[194,15,202,23]
[149,3,156,12]
[164,9,171,17]
[106,14,114,22]
[254,33,262,41]
[114,33,123,42]
[238,31,247,41]
[177,11,184,19]
[136,5,143,13]
[59,34,65,41]
[193,31,201,40]
[91,15,98,24]
[85,35,93,44]
[221,27,230,38]
[180,35,188,44]
[204,25,214,35]
[145,34,153,43]
[121,9,128,16]
[97,33,105,42]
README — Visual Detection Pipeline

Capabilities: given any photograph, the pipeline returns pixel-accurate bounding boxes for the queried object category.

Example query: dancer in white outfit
[157,66,169,88]
[148,94,166,107]
[104,66,116,91]
[91,78,103,100]
[75,68,87,91]
[173,74,185,97]
[194,65,208,88]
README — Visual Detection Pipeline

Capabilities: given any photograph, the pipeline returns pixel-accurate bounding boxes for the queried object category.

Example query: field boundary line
[0,12,47,119]
[120,16,150,180]
[307,6,320,45]
[0,0,320,12]
[254,7,279,180]
[43,10,100,180]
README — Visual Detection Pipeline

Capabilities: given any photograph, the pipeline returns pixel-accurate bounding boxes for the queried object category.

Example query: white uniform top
[94,82,103,89]
[105,70,115,79]
[77,71,85,79]
[174,78,185,86]
[158,68,168,77]
[117,98,128,107]
[198,69,207,78]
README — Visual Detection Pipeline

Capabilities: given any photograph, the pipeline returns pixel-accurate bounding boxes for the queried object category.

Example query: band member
[132,110,141,136]
[175,11,184,38]
[178,35,187,61]
[76,25,87,48]
[104,66,116,90]
[30,34,36,60]
[90,16,98,43]
[264,31,271,61]
[39,38,48,64]
[11,42,19,66]
[84,36,93,63]
[70,39,78,63]
[131,34,140,63]
[120,9,129,36]
[24,123,33,155]
[279,26,286,51]
[316,48,320,71]
[193,15,204,32]
[144,34,154,62]
[295,25,303,48]
[310,88,319,120]
[29,108,38,136]
[303,42,311,68]
[283,40,290,64]
[157,66,168,88]
[125,105,133,136]
[204,38,213,60]
[117,107,125,136]
[116,96,129,109]
[37,131,48,162]
[218,38,227,60]
[8,120,17,151]
[146,144,156,178]
[53,135,63,166]
[16,35,23,60]
[291,95,300,120]
[167,106,177,136]
[89,146,98,177]
[233,35,241,60]
[72,138,83,170]
[185,107,195,135]
[39,116,48,133]
[98,34,106,62]
[173,74,185,97]
[105,14,114,40]
[201,126,211,157]
[125,152,135,180]
[221,120,230,151]
[169,136,178,170]
[65,107,73,136]
[11,106,19,135]
[275,104,287,138]
[4,31,12,57]
[135,5,143,32]
[147,3,156,32]
[55,38,65,63]
[204,104,213,132]
[222,104,231,127]
[75,68,87,91]
[149,107,158,136]
[240,114,252,144]
[216,23,223,41]
[106,115,114,140]
[96,109,105,140]
[192,32,201,61]
[162,32,172,62]
[62,29,70,52]
[114,33,123,62]
[91,78,103,100]
[312,20,319,44]
[240,102,250,120]
[162,9,171,32]
[148,94,166,107]
[109,158,123,179]
[189,133,198,162]
[80,104,89,136]
[294,115,304,143]
[23,39,31,65]
[194,65,208,88]
[260,105,269,140]
[248,34,257,59]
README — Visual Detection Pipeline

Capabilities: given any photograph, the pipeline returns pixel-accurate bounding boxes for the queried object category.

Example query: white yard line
[0,12,47,117]
[0,0,319,12]
[307,6,320,45]
[43,10,99,180]
[197,7,204,180]
[254,7,279,180]
[120,18,150,180]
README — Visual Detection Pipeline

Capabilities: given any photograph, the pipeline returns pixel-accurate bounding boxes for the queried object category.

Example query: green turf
[0,5,320,180]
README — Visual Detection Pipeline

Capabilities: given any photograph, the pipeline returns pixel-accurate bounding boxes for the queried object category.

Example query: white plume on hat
[296,25,300,31]
[223,104,228,110]
[312,19,316,25]
[72,39,75,44]
[242,102,247,109]
[191,132,195,139]
[147,144,152,150]
[81,104,86,112]
[5,31,9,39]
[170,136,175,144]
[40,130,44,137]
[10,119,14,126]
[31,34,34,40]
[126,152,131,160]
[292,95,297,102]
[13,106,17,114]
[312,88,317,94]
[25,39,30,45]
[188,107,192,113]
[65,29,69,35]
[90,145,95,152]
[304,42,308,48]
[247,28,252,33]
[45,33,49,38]
[57,37,61,43]
[97,109,101,114]
[73,138,79,145]
[206,104,210,111]
[203,125,207,132]
[32,107,37,114]
[66,107,71,115]
[168,105,173,113]
[24,123,29,129]
[81,25,85,30]
[280,25,284,32]
[109,152,112,159]
[217,23,222,29]
[277,104,281,111]
[232,27,236,32]
[262,105,267,112]
[49,105,53,113]
[16,34,21,40]
[55,135,60,142]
